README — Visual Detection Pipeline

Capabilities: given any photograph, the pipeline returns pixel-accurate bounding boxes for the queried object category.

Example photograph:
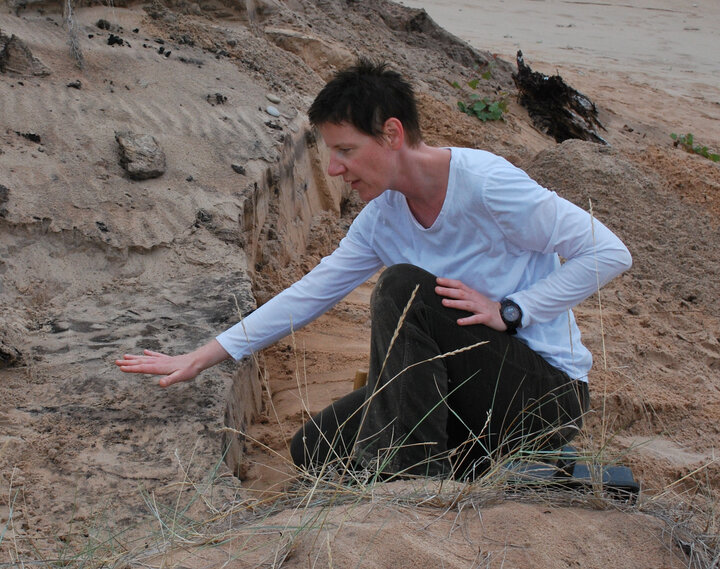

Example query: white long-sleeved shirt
[217,148,632,381]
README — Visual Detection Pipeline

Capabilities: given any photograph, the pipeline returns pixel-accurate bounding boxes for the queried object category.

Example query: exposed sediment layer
[0,4,349,537]
[221,125,348,478]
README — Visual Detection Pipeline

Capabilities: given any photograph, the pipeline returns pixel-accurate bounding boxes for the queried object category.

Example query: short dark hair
[308,59,422,146]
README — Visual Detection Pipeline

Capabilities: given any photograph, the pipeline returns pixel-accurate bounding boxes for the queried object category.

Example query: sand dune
[1,0,719,566]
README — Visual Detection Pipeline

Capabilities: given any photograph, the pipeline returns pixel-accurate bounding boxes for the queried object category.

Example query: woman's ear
[382,118,405,150]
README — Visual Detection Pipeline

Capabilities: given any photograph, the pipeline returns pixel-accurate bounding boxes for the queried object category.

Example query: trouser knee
[372,264,436,313]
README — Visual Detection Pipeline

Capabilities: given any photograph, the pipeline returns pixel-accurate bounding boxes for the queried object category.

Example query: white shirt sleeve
[215,217,383,361]
[483,163,632,327]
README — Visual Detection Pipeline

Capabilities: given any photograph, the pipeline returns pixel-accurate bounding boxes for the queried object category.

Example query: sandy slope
[1,0,719,566]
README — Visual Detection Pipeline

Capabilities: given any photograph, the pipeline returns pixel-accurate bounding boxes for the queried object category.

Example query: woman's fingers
[435,277,469,298]
[115,353,176,375]
[143,349,168,357]
[435,276,504,330]
[115,341,229,387]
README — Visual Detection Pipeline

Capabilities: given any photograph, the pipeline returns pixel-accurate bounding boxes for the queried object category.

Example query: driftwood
[513,51,606,144]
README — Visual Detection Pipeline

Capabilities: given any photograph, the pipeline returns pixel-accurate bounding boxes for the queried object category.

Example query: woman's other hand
[435,277,506,331]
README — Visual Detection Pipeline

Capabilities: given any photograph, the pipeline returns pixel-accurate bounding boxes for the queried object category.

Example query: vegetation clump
[452,67,508,122]
[671,132,720,162]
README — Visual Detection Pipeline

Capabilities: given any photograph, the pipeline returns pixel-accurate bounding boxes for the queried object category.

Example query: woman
[117,60,631,479]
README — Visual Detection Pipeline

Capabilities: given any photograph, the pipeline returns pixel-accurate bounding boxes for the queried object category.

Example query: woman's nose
[327,154,346,177]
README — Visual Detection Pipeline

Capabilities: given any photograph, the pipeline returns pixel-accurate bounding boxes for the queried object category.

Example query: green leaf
[467,78,479,90]
[472,99,488,113]
[486,102,503,120]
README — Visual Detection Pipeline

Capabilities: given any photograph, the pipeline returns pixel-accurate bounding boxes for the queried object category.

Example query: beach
[402,0,719,93]
[402,0,720,141]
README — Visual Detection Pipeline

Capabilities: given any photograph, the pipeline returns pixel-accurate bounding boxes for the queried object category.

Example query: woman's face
[318,121,396,202]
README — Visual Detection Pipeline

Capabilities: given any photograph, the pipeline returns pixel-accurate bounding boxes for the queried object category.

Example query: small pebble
[265,105,281,117]
[266,93,281,104]
[231,164,246,175]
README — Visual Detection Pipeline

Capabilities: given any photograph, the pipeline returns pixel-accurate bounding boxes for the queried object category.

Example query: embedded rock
[0,31,50,76]
[115,132,167,180]
[0,328,22,368]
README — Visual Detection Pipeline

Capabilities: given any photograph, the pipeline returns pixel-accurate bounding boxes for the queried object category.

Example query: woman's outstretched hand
[435,277,506,331]
[115,340,231,387]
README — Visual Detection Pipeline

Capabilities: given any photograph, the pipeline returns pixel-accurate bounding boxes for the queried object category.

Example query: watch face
[502,304,520,322]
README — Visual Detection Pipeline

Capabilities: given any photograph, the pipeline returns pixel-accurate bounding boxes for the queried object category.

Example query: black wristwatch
[499,298,522,335]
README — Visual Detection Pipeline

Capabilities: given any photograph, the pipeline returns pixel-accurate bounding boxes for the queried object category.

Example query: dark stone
[0,342,22,368]
[231,164,246,175]
[178,56,204,66]
[97,19,112,30]
[67,79,82,89]
[107,34,124,47]
[206,92,227,105]
[195,209,213,226]
[15,131,41,143]
[0,327,22,368]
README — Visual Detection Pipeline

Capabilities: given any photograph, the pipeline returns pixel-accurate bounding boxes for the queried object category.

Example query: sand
[1,0,719,566]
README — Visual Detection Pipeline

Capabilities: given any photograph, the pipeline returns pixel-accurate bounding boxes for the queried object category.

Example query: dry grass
[3,312,718,568]
[3,437,716,568]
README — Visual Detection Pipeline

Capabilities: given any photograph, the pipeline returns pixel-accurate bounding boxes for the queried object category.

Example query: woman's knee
[372,264,436,309]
